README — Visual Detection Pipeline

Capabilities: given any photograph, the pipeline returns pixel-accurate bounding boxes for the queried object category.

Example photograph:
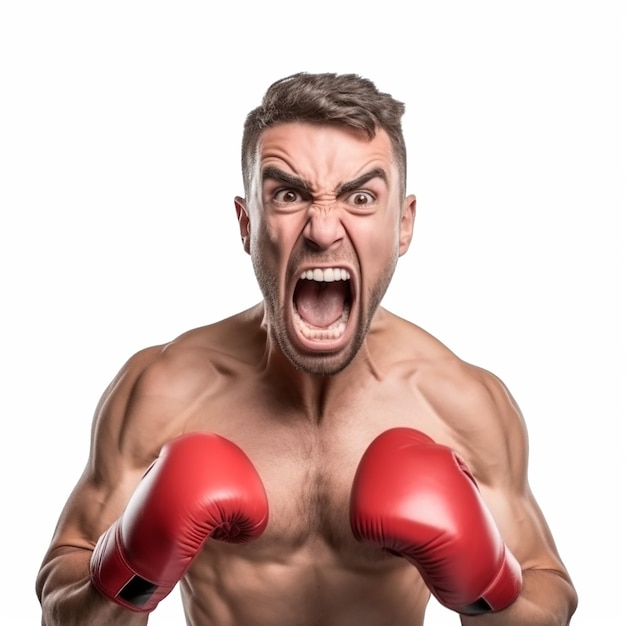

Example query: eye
[274,189,303,203]
[347,191,376,207]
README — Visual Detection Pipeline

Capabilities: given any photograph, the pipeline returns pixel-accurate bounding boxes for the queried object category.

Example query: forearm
[461,569,578,626]
[37,547,148,626]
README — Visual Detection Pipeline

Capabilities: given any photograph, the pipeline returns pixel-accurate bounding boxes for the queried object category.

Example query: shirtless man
[36,72,578,625]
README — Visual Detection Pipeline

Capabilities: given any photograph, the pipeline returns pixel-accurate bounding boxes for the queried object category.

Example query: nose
[303,204,345,251]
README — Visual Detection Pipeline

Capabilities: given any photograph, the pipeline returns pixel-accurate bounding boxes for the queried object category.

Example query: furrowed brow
[335,168,388,196]
[262,166,310,191]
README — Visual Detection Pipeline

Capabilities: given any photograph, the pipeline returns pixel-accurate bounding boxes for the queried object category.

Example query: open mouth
[293,267,352,341]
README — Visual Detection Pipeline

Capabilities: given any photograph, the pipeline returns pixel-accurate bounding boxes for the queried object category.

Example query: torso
[127,305,498,625]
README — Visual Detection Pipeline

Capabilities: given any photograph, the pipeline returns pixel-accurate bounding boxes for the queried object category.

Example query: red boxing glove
[90,432,269,612]
[350,427,522,615]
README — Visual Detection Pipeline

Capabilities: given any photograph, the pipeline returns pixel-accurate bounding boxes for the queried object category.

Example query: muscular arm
[455,368,578,625]
[36,345,171,626]
[35,483,148,626]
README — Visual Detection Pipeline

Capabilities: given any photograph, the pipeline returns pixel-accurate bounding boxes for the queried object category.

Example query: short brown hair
[241,72,407,196]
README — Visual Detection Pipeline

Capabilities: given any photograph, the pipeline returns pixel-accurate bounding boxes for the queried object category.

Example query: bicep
[481,479,567,575]
[470,372,569,575]
[46,450,148,557]
[46,346,166,554]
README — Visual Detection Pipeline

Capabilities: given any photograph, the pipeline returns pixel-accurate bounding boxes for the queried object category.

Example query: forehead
[255,122,397,189]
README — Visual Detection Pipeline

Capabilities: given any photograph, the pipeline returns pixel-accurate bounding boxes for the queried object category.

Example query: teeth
[295,305,350,340]
[300,267,350,282]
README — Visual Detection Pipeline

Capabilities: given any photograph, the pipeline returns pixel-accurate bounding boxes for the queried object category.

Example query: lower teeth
[295,306,349,340]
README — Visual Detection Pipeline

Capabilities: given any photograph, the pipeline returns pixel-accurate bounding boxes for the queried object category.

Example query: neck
[255,307,385,422]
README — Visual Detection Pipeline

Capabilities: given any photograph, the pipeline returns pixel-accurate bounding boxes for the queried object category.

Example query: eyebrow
[335,168,388,195]
[262,166,311,191]
[261,166,388,196]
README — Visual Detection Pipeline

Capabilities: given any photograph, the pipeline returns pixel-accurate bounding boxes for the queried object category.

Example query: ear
[234,196,251,255]
[398,194,416,256]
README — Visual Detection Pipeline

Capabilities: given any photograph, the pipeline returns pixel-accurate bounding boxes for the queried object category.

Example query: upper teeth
[300,268,350,282]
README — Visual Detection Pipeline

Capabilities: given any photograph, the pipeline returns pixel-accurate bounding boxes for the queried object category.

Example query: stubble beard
[252,249,398,377]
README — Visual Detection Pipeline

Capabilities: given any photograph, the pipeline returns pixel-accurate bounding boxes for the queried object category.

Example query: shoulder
[92,307,264,466]
[378,310,529,486]
[125,305,265,399]
[370,308,455,367]
[424,359,529,488]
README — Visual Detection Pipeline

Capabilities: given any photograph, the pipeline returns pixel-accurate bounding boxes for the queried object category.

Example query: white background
[1,1,624,624]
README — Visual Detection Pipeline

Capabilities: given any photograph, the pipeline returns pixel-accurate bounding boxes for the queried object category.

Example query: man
[36,72,577,625]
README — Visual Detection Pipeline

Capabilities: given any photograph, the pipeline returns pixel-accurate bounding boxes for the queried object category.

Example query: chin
[278,325,366,377]
[286,351,356,377]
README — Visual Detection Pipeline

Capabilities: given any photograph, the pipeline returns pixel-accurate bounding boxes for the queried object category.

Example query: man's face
[236,122,415,376]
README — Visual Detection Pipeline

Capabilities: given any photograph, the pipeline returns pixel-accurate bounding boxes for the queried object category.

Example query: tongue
[295,281,346,328]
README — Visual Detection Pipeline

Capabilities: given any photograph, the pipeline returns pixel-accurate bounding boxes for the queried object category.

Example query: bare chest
[185,378,437,558]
